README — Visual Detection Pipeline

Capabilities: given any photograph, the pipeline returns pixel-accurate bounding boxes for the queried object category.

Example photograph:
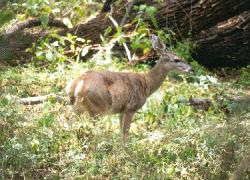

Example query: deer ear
[151,34,166,55]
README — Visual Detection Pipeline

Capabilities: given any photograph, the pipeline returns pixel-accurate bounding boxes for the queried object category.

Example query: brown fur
[66,35,193,142]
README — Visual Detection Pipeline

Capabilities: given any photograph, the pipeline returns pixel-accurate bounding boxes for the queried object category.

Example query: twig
[176,97,212,111]
[62,0,81,16]
[122,42,132,61]
[104,0,136,62]
[18,94,68,105]
[108,16,132,61]
[120,0,136,27]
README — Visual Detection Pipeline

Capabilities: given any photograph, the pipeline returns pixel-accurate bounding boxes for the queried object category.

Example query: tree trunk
[194,10,250,67]
[1,0,250,67]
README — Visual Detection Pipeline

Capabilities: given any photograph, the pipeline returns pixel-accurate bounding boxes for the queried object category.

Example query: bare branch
[120,0,136,26]
[18,94,68,105]
[2,16,67,36]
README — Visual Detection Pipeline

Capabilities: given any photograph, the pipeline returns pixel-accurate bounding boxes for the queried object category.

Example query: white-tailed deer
[66,34,193,142]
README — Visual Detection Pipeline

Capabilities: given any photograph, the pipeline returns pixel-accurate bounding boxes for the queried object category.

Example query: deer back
[66,71,150,116]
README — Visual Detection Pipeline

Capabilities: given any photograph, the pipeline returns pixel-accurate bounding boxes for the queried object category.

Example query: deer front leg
[119,113,124,134]
[120,112,134,142]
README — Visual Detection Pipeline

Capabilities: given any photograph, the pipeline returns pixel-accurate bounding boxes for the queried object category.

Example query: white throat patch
[74,80,84,97]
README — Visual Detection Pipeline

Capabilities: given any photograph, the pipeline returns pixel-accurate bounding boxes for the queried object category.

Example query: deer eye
[174,59,181,63]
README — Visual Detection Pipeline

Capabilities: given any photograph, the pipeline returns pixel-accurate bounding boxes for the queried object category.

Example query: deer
[66,34,193,142]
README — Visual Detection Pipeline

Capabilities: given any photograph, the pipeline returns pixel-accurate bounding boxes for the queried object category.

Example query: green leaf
[63,18,73,28]
[40,14,49,28]
[70,44,75,51]
[0,97,9,107]
[52,41,59,47]
[38,113,55,127]
[104,26,112,37]
[81,46,90,57]
[145,6,157,16]
[139,4,146,11]
[118,37,126,46]
[76,37,85,43]
[145,6,158,28]
[47,96,57,104]
[0,9,14,27]
[35,51,44,60]
[46,51,54,61]
[52,8,60,14]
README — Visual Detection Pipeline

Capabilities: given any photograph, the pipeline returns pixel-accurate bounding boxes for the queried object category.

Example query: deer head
[151,34,193,73]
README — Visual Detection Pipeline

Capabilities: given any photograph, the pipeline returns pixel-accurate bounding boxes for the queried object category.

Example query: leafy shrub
[238,65,250,87]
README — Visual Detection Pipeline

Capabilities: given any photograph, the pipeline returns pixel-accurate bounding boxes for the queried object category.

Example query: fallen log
[1,0,250,67]
[3,17,67,36]
[193,10,250,67]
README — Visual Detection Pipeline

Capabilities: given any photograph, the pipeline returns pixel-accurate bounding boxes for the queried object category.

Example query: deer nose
[185,66,194,73]
[189,69,194,74]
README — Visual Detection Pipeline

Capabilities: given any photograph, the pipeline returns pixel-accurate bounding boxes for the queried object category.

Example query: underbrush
[0,61,249,179]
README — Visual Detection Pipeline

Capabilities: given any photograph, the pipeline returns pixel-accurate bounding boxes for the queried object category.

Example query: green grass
[0,61,249,179]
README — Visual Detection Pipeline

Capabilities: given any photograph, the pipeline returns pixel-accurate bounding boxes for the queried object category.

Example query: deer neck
[146,61,170,95]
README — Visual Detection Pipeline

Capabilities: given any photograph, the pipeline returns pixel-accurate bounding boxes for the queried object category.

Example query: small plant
[129,4,158,55]
[0,59,249,179]
[0,8,14,30]
[28,33,91,70]
[0,1,249,179]
[238,65,250,87]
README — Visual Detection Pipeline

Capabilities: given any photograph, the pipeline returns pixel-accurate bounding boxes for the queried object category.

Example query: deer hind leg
[120,112,134,142]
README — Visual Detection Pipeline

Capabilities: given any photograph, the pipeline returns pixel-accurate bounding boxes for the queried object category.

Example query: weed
[2,59,248,179]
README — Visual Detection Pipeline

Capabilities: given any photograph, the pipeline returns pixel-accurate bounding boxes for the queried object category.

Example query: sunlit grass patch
[0,61,249,179]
